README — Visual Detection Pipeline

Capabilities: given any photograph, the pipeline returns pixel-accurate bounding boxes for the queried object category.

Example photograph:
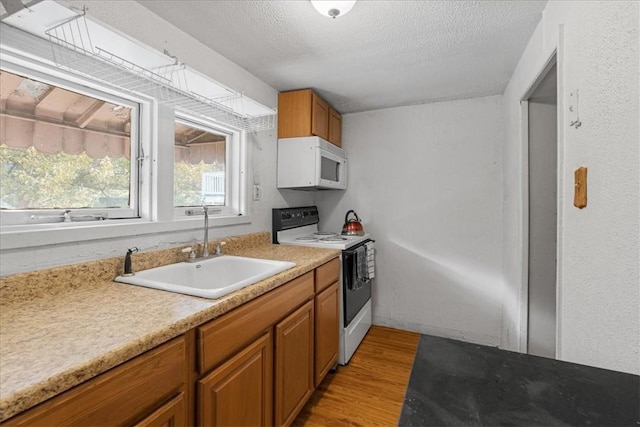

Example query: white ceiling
[138,0,546,114]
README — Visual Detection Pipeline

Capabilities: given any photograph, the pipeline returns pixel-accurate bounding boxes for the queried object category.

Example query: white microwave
[277,136,347,190]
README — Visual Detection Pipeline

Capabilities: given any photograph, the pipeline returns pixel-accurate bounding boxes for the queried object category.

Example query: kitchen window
[0,67,140,226]
[173,116,244,218]
[0,14,252,252]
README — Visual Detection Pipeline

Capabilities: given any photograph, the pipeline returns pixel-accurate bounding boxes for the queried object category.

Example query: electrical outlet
[252,184,261,201]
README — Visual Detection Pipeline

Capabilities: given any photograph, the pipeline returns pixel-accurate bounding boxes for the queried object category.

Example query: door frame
[516,29,565,355]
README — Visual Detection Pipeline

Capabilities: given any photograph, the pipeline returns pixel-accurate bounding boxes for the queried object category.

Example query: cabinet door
[277,89,313,138]
[4,337,187,426]
[274,300,314,427]
[314,282,339,386]
[135,393,186,427]
[311,92,329,141]
[328,107,342,147]
[198,332,273,427]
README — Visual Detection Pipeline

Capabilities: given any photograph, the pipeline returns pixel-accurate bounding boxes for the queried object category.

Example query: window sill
[0,215,252,250]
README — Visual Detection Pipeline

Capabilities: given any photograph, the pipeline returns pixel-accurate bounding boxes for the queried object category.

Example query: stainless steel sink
[115,255,296,299]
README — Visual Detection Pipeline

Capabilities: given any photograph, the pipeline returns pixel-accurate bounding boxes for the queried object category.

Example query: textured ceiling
[138,0,546,113]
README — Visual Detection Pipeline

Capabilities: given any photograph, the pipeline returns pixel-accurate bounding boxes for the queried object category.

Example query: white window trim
[0,38,252,252]
[172,115,247,219]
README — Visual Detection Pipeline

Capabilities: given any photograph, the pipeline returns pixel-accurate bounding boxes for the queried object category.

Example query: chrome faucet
[202,202,209,258]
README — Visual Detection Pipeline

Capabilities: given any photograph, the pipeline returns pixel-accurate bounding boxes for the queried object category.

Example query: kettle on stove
[341,210,365,236]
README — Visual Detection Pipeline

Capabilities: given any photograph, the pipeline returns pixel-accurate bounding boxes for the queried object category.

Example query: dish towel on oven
[355,245,368,283]
[365,241,375,279]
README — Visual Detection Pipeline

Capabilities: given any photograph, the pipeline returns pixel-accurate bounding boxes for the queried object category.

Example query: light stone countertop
[0,232,340,422]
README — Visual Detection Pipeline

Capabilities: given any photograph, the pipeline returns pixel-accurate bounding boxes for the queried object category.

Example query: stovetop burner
[320,236,347,242]
[294,234,348,243]
[313,231,337,237]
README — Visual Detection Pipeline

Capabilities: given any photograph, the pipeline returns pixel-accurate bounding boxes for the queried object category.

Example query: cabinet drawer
[4,336,187,426]
[315,258,340,293]
[198,271,314,374]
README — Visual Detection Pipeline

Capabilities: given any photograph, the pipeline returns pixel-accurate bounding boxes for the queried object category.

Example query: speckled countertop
[0,232,340,422]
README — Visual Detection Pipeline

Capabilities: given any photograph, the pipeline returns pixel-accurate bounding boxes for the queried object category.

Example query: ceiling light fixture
[310,0,356,19]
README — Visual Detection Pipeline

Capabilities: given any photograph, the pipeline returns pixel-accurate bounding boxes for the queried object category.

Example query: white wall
[502,1,639,374]
[318,95,504,346]
[0,1,314,276]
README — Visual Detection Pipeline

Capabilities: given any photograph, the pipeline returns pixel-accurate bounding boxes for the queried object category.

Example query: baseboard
[373,316,501,348]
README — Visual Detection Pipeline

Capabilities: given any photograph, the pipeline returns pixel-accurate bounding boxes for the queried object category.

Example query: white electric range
[273,206,374,365]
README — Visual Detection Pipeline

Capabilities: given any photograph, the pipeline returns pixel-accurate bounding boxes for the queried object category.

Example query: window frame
[0,60,142,226]
[172,115,245,219]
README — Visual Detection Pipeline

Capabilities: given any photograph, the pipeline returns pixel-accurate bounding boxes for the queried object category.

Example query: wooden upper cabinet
[278,89,342,147]
[278,89,313,140]
[310,92,329,141]
[328,107,342,148]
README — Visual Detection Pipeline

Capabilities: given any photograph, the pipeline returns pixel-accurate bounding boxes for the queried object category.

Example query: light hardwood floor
[293,325,420,427]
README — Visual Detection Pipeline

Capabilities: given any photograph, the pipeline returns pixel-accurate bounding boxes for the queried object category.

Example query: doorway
[526,62,558,358]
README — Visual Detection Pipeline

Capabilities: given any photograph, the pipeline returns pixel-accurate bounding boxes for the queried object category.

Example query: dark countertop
[400,334,639,426]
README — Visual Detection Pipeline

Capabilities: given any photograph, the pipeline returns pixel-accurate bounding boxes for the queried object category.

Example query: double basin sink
[115,255,296,299]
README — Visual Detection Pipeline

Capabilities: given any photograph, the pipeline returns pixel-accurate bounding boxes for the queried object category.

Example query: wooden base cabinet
[3,336,189,427]
[275,300,314,427]
[195,272,315,427]
[314,282,339,386]
[198,332,273,427]
[3,258,340,427]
